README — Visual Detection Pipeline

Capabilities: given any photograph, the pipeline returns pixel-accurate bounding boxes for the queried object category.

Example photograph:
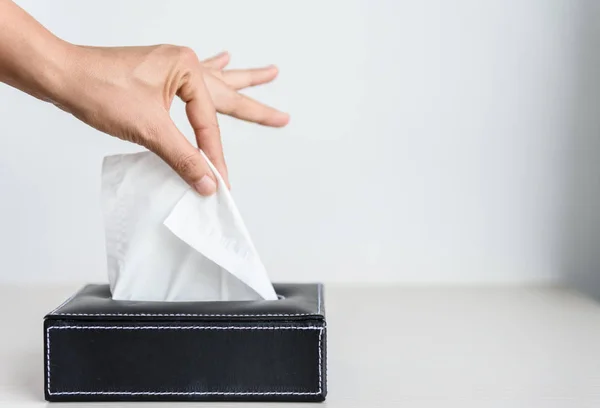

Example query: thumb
[146,119,217,196]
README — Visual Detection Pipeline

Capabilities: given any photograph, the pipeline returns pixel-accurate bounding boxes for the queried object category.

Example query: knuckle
[177,46,200,66]
[193,118,220,135]
[152,44,181,61]
[135,120,162,149]
[173,152,201,177]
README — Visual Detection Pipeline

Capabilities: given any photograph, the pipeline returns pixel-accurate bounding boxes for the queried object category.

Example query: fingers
[201,51,230,70]
[221,65,279,90]
[146,117,217,196]
[224,93,290,127]
[205,74,290,127]
[178,69,230,188]
[202,53,278,90]
[185,97,229,187]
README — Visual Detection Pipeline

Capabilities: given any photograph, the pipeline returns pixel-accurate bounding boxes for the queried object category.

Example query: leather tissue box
[44,283,327,402]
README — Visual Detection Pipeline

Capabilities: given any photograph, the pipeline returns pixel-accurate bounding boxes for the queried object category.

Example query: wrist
[0,0,81,106]
[38,40,79,106]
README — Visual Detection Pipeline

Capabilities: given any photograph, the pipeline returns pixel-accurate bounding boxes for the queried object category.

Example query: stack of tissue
[101,150,277,302]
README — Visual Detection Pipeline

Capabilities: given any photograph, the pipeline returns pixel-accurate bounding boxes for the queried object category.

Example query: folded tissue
[101,150,277,301]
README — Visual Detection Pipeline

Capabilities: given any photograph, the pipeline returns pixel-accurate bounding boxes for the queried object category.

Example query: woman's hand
[0,1,289,195]
[53,45,288,195]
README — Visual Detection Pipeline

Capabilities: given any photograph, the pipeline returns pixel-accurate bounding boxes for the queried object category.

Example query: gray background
[0,0,598,296]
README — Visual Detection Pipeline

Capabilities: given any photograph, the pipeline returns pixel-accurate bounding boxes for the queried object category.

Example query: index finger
[179,69,230,188]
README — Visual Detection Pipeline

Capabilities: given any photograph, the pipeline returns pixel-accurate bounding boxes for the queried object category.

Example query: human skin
[0,0,289,195]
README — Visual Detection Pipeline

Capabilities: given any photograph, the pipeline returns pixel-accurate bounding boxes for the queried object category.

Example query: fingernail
[194,175,217,196]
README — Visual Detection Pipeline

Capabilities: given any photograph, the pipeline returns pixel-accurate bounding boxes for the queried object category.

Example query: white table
[2,284,600,407]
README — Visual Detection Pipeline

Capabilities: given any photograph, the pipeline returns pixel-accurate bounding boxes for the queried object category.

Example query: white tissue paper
[101,150,277,302]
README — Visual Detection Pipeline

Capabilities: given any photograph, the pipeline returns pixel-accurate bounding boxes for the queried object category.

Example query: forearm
[0,0,71,102]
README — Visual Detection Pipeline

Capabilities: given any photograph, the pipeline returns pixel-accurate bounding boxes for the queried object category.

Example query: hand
[53,45,289,195]
[0,2,291,195]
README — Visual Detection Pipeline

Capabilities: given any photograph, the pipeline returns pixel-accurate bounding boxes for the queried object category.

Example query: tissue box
[44,283,326,402]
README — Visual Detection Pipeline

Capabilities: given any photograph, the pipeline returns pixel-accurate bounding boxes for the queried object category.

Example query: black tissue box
[44,283,326,402]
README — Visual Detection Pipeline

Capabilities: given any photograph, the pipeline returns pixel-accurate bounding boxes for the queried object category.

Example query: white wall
[0,0,596,285]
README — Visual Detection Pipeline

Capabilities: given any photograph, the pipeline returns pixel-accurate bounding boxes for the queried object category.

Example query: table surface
[1,283,600,408]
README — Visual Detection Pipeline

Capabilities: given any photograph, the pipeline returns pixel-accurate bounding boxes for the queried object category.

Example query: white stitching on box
[50,284,324,318]
[52,312,317,317]
[49,325,322,331]
[318,328,323,393]
[45,324,50,395]
[50,391,320,396]
[47,325,324,397]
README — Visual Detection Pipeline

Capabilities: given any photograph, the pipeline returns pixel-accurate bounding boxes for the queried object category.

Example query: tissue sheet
[101,151,277,301]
